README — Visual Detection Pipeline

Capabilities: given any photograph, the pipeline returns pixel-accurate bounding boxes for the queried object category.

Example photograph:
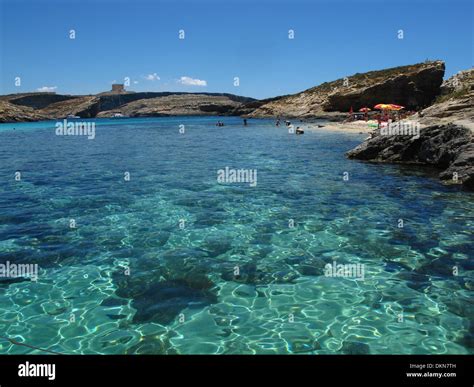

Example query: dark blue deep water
[0,116,472,354]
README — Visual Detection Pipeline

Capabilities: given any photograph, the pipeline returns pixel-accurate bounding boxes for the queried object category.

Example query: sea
[0,116,472,354]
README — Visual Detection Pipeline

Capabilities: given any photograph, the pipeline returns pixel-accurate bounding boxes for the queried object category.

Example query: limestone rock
[248,61,445,118]
[0,92,255,122]
[347,123,474,190]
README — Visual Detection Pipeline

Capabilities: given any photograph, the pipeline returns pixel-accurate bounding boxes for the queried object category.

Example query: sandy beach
[302,120,377,134]
[307,119,473,134]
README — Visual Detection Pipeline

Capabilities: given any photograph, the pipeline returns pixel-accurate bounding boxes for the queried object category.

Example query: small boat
[66,114,80,119]
[112,113,128,118]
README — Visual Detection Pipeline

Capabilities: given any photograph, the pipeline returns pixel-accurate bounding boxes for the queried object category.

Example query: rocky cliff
[0,100,49,122]
[0,92,255,123]
[416,68,474,126]
[248,61,445,118]
[40,96,101,118]
[346,67,474,190]
[96,94,244,117]
[347,124,474,190]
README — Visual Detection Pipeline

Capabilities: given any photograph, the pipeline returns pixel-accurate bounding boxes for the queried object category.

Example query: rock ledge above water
[347,123,474,190]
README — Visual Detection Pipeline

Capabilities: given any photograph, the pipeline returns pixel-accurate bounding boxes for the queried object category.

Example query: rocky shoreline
[1,61,472,191]
[346,68,473,191]
[0,92,256,122]
[0,61,449,123]
[347,123,474,190]
[245,61,446,118]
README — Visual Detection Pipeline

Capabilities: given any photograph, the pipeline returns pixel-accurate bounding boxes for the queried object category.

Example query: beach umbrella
[374,104,391,122]
[374,104,392,110]
[388,104,404,111]
[374,103,404,111]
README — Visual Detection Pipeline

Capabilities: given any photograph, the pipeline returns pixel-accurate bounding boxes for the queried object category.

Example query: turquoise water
[0,116,472,354]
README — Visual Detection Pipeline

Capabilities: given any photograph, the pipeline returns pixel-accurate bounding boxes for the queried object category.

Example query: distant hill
[0,91,256,123]
[0,61,461,123]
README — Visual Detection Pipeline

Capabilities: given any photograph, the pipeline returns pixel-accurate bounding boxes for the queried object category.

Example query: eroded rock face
[0,92,255,122]
[347,124,474,190]
[248,61,445,118]
[41,96,101,118]
[325,66,444,112]
[0,100,49,122]
[96,94,243,117]
[440,68,474,95]
[417,68,474,127]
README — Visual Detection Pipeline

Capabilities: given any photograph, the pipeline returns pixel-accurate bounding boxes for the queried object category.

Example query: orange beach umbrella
[374,104,405,111]
[359,107,371,112]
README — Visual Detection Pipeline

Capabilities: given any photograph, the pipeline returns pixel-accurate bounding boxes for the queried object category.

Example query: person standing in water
[243,119,247,126]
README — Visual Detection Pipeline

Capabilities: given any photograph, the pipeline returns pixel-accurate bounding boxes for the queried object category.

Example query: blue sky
[0,0,472,99]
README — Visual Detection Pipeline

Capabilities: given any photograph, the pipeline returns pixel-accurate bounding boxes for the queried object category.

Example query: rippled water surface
[0,116,472,354]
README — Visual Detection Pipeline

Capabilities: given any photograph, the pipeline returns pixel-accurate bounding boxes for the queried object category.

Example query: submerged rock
[221,262,264,284]
[415,257,458,277]
[455,320,474,350]
[128,279,217,325]
[112,249,218,325]
[294,257,327,276]
[201,236,233,258]
[396,271,431,292]
[341,341,371,355]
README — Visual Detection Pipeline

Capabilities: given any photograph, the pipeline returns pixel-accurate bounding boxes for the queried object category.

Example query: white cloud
[133,80,139,84]
[178,76,207,86]
[37,86,57,92]
[144,73,160,81]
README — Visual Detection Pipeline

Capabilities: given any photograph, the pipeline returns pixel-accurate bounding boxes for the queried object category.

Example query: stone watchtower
[111,84,125,93]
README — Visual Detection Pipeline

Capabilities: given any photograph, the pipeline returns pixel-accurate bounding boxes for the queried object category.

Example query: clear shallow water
[0,116,472,354]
